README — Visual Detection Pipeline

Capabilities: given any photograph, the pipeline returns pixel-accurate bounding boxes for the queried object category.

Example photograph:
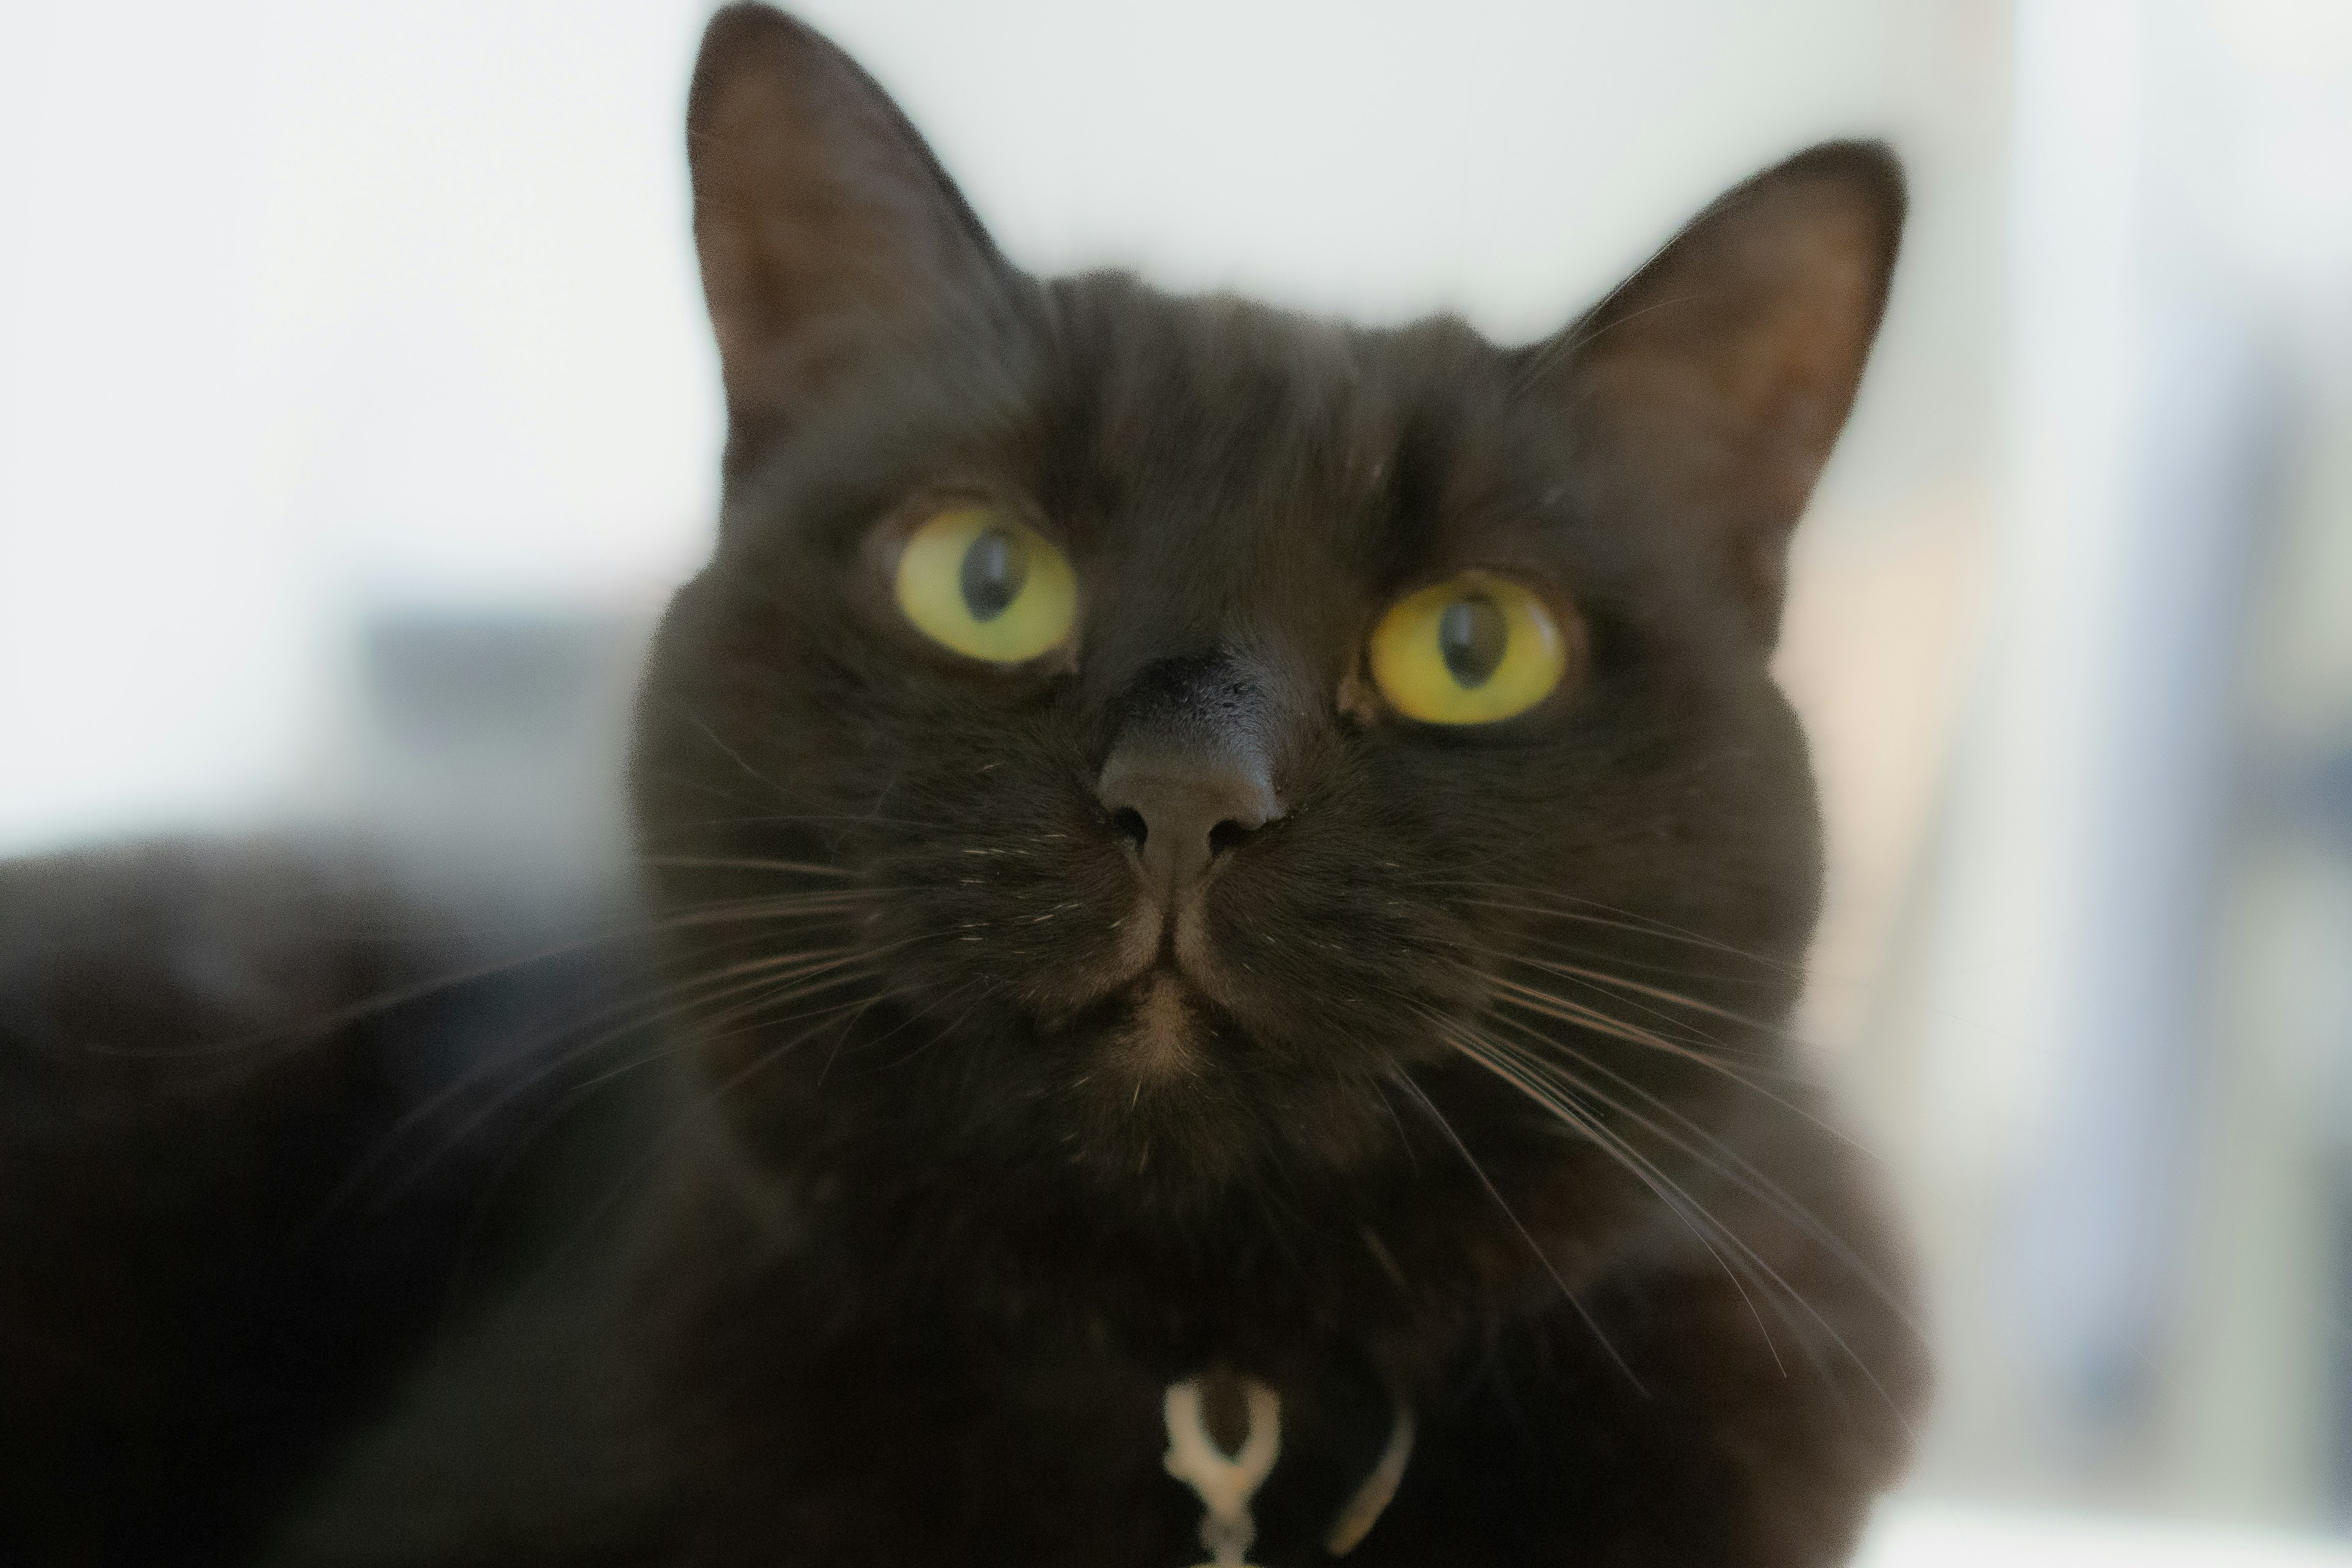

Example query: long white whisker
[1489,980,1860,1153]
[1439,1023,1786,1377]
[1450,1021,1913,1423]
[1480,1008,1923,1341]
[1386,1066,1648,1396]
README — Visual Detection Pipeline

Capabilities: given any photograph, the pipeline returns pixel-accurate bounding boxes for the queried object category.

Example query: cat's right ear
[687,4,1012,450]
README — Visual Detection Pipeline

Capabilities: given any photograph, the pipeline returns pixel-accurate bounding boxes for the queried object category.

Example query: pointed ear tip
[1777,138,1908,244]
[688,4,828,137]
[697,2,807,52]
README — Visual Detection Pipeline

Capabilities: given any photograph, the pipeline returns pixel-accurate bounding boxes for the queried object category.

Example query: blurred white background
[2,0,2348,1556]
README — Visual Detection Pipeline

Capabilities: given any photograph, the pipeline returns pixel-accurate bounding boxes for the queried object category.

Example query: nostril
[1111,807,1149,850]
[1207,818,1254,858]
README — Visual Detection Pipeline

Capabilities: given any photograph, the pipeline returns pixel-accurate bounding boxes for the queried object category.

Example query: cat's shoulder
[1,837,407,1087]
[0,836,657,1565]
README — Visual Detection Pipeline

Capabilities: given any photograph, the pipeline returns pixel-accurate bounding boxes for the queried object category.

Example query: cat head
[633,4,1902,1218]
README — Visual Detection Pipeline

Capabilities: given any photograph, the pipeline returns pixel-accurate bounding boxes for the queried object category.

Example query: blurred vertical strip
[1902,0,2352,1530]
[1903,0,2160,1499]
[2133,0,2352,1531]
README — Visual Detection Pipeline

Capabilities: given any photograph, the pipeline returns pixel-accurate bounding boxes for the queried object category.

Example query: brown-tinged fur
[1,7,1925,1564]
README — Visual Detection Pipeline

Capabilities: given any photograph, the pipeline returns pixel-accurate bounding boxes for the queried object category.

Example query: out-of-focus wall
[1870,0,2352,1531]
[0,0,721,848]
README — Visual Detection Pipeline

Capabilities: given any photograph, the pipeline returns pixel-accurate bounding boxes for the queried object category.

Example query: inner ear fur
[1531,140,1905,639]
[687,3,1013,446]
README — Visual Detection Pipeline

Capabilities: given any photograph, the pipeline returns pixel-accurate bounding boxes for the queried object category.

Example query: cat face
[632,6,1900,1214]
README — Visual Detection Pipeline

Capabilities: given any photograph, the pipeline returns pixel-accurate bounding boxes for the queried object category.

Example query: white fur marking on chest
[1163,1378,1281,1568]
[1161,1374,1415,1564]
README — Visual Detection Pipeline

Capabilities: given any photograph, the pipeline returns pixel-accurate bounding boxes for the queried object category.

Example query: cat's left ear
[1526,141,1904,643]
[687,4,1014,452]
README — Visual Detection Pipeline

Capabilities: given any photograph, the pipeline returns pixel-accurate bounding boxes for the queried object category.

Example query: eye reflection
[960,527,1030,622]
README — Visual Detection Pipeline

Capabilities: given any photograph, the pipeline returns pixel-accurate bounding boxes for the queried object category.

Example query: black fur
[2,7,1926,1564]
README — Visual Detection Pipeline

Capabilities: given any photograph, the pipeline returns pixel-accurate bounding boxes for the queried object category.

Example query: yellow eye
[893,505,1077,664]
[1367,571,1567,725]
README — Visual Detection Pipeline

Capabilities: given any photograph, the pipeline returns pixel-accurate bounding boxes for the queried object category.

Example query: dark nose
[1096,654,1283,902]
[1098,744,1279,900]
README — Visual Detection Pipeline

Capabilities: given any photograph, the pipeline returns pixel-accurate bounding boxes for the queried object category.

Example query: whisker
[1518,956,1787,1036]
[1438,1023,1785,1377]
[1366,1074,1420,1177]
[88,927,649,1061]
[1479,1008,1921,1340]
[647,809,958,833]
[1385,1066,1647,1396]
[862,978,1002,1075]
[690,974,990,1129]
[812,960,1008,1084]
[1472,925,1796,990]
[1489,981,1853,1150]
[1450,895,1801,978]
[336,948,872,1214]
[1502,962,1898,1178]
[1409,875,1807,976]
[638,856,854,879]
[1502,962,1787,1068]
[1492,975,1758,1069]
[641,766,785,816]
[94,888,884,1063]
[431,988,867,1293]
[549,989,907,1260]
[684,964,885,1051]
[673,706,785,799]
[383,958,885,1201]
[1447,1021,1913,1423]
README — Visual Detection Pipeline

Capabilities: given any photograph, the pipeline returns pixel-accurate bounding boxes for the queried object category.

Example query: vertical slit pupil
[959,526,1030,622]
[1438,594,1507,687]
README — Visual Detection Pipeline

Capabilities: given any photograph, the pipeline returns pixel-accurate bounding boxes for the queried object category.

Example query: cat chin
[1028,977,1412,1206]
[1047,967,1232,1091]
[1103,971,1206,1082]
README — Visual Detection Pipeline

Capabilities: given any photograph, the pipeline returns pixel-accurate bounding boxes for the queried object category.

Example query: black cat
[1,6,1926,1564]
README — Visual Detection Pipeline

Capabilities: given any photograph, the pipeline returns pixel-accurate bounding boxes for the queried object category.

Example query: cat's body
[2,7,1927,1564]
[0,842,656,1563]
